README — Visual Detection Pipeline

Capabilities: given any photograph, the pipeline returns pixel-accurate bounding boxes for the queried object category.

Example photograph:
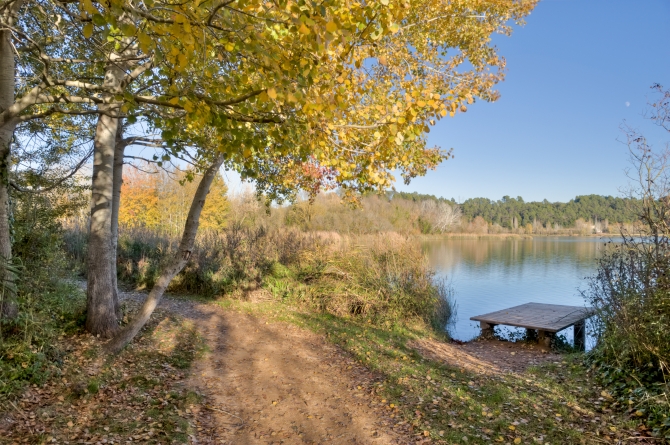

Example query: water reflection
[423,236,610,343]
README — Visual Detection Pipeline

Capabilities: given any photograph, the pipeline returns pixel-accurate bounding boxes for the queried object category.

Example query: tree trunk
[0,2,22,320]
[86,59,127,337]
[110,121,126,318]
[86,105,120,337]
[105,154,224,353]
[0,135,16,320]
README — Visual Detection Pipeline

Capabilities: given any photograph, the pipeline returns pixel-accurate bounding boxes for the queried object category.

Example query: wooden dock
[470,303,594,350]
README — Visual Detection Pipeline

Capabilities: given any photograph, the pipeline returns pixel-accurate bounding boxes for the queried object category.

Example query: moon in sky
[625,101,631,107]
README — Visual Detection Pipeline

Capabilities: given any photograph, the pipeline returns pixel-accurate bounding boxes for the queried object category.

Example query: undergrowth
[65,225,456,332]
[582,241,670,439]
[267,233,456,331]
[0,189,86,400]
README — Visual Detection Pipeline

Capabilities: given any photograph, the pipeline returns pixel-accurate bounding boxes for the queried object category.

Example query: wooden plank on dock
[470,303,594,333]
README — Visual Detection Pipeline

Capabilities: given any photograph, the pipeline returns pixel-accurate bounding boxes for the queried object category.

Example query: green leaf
[92,14,106,26]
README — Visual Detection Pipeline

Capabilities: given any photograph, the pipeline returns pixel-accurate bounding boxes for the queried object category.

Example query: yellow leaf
[138,32,152,51]
[81,0,98,15]
[508,425,516,431]
[267,88,277,100]
[389,23,400,33]
[168,97,180,105]
[326,21,338,33]
[299,23,311,35]
[225,42,235,51]
[380,0,389,4]
[609,426,616,432]
[514,438,521,444]
[83,23,93,39]
[176,53,188,71]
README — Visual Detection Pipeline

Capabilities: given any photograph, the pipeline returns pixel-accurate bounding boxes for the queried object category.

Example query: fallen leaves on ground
[0,305,209,444]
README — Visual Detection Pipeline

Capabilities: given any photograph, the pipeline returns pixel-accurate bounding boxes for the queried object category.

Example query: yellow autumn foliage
[119,166,229,234]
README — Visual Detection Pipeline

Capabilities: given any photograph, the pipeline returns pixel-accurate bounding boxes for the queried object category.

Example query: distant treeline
[393,192,640,229]
[279,191,639,235]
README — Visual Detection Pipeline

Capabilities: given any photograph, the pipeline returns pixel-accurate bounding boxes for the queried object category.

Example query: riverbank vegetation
[581,85,670,440]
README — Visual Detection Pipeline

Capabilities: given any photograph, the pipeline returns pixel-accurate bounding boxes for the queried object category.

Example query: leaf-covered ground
[1,290,662,444]
[0,306,213,444]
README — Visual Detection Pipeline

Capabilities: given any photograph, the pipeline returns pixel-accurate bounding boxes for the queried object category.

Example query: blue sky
[392,0,670,203]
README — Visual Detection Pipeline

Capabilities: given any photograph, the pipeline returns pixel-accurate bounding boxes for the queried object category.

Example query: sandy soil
[120,290,406,444]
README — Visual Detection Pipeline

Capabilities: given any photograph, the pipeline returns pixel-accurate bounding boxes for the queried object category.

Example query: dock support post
[538,330,555,348]
[525,328,538,341]
[574,321,586,351]
[480,322,496,338]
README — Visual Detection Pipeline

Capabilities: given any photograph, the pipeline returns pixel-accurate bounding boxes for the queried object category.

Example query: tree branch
[9,148,93,194]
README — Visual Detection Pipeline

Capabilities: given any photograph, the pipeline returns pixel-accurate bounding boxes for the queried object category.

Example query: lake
[423,236,610,345]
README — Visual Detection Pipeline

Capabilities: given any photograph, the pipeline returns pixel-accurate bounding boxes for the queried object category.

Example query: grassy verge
[0,302,210,444]
[216,296,656,444]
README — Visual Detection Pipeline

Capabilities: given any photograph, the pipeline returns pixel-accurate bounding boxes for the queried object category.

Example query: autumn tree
[2,0,537,335]
[118,164,229,233]
[117,167,161,230]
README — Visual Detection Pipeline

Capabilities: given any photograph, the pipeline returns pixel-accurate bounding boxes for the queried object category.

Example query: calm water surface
[423,236,610,344]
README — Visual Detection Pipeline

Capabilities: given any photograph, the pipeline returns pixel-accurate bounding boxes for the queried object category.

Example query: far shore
[418,232,622,240]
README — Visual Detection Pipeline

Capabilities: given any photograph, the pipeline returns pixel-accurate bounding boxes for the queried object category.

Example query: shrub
[1,187,86,400]
[582,86,670,439]
[291,234,456,332]
[583,240,670,438]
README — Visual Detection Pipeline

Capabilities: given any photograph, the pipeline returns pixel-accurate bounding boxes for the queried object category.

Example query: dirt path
[118,289,567,444]
[120,290,406,444]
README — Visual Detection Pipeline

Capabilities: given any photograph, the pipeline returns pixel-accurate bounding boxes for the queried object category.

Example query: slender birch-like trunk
[86,63,125,337]
[106,154,224,353]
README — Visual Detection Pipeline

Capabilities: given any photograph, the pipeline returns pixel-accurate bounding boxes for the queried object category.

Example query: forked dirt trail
[120,291,406,444]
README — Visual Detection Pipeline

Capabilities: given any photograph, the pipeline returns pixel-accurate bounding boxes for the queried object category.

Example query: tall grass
[291,234,456,331]
[66,222,321,296]
[64,224,455,334]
